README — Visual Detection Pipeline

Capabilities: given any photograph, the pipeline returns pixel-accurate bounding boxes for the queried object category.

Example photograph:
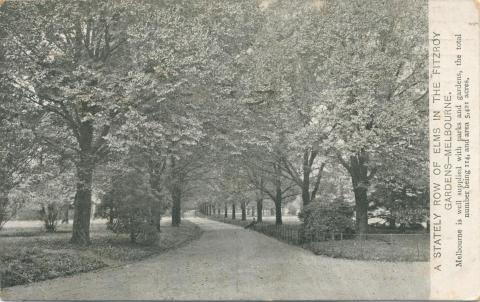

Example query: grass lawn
[307,235,429,262]
[0,218,202,288]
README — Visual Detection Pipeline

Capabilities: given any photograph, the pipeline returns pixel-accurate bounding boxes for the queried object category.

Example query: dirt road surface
[1,217,429,300]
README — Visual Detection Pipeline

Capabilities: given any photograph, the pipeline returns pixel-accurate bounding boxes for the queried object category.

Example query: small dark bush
[39,203,60,232]
[101,168,163,245]
[110,213,158,245]
[299,200,355,240]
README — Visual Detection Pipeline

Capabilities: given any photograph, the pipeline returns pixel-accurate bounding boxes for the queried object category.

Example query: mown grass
[0,219,202,288]
[307,236,429,262]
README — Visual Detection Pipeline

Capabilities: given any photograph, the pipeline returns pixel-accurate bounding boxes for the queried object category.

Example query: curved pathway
[1,217,429,300]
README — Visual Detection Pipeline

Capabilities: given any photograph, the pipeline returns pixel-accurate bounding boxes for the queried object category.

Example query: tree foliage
[0,0,428,240]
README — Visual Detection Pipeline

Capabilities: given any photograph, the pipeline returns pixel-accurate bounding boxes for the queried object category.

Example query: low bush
[298,200,355,240]
[102,168,163,245]
[39,202,60,232]
[0,247,106,288]
[110,214,159,245]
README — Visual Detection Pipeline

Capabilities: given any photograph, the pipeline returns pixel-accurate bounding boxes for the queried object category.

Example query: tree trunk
[256,178,263,222]
[171,185,181,226]
[151,198,162,232]
[302,150,311,207]
[224,203,228,218]
[349,151,370,235]
[275,204,282,225]
[108,207,114,224]
[354,186,368,235]
[310,162,326,203]
[71,118,95,245]
[232,203,236,220]
[275,182,282,225]
[274,163,283,225]
[241,201,246,221]
[70,159,94,245]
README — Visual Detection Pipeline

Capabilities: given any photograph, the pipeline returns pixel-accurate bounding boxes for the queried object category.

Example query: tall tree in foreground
[319,0,428,234]
[1,1,136,244]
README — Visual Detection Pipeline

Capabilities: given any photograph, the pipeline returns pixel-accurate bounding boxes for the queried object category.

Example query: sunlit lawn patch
[307,236,429,262]
[0,219,202,288]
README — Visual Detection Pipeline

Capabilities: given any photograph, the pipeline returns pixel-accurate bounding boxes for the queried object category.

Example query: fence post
[340,232,343,240]
[331,232,335,240]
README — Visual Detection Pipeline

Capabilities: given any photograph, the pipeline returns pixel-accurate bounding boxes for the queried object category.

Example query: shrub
[39,202,60,232]
[103,168,161,245]
[110,210,159,245]
[299,200,355,239]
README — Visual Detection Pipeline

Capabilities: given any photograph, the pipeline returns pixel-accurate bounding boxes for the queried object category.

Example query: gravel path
[1,217,429,300]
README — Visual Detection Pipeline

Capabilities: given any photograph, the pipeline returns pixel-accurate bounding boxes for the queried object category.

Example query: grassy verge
[206,215,428,262]
[307,237,429,261]
[0,220,202,288]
